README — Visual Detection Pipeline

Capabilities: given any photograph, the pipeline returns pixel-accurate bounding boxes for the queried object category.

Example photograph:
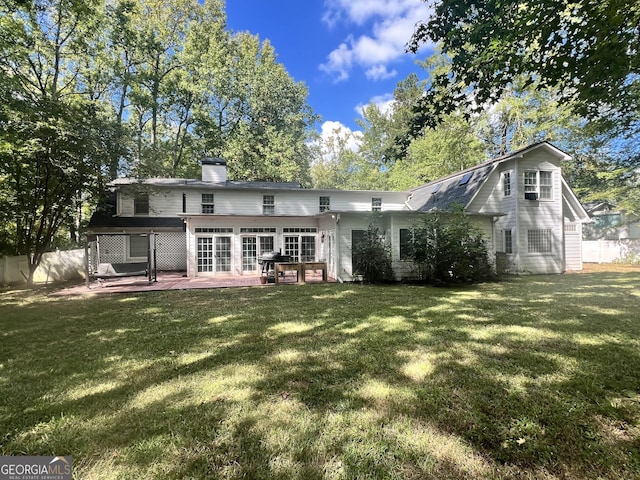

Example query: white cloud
[309,121,363,164]
[318,41,354,82]
[319,1,433,81]
[355,94,396,118]
[320,120,363,152]
[365,65,398,81]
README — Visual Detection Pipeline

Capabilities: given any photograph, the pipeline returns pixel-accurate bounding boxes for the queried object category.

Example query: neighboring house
[583,202,640,240]
[87,141,590,280]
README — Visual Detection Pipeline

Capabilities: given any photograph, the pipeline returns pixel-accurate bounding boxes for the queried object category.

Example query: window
[399,228,411,260]
[524,171,537,194]
[503,171,511,196]
[283,227,317,233]
[263,195,275,215]
[539,171,552,200]
[319,196,331,212]
[528,229,552,253]
[284,234,316,262]
[129,235,147,258]
[459,172,473,186]
[372,197,382,212]
[503,229,513,254]
[134,193,149,215]
[524,171,552,200]
[201,193,215,213]
[195,227,233,233]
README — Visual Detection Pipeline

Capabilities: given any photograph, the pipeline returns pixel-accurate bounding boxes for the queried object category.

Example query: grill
[258,251,293,282]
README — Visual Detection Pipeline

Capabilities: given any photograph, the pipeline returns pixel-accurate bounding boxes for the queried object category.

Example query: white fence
[0,249,86,286]
[582,239,640,264]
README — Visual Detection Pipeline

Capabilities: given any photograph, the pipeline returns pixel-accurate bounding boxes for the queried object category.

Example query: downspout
[514,161,520,272]
[336,214,343,283]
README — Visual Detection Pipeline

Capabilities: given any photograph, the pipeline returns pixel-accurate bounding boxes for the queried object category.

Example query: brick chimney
[201,158,227,183]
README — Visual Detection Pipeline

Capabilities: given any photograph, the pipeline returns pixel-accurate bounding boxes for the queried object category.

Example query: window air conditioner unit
[525,192,538,200]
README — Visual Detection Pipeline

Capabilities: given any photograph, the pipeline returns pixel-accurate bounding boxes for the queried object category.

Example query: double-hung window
[263,195,275,215]
[503,171,511,196]
[503,229,513,254]
[319,196,330,212]
[371,197,382,212]
[399,228,412,260]
[201,193,215,213]
[524,171,552,200]
[134,193,149,215]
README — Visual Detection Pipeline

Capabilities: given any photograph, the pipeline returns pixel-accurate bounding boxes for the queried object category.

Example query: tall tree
[408,0,640,132]
[0,0,111,284]
[388,112,485,190]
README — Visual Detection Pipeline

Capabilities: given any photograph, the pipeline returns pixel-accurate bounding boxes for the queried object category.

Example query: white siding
[120,187,409,218]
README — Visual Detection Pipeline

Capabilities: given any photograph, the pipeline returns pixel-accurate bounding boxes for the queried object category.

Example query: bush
[352,223,394,284]
[408,207,492,285]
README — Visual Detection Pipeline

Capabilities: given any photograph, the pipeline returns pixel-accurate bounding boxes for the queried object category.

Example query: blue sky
[225,0,434,140]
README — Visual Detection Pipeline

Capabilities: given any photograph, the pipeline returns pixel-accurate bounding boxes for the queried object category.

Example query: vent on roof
[432,183,442,193]
[459,172,473,186]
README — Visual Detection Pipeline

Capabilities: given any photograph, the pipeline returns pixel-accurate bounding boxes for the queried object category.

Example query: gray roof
[407,141,569,212]
[109,178,303,190]
[407,163,496,212]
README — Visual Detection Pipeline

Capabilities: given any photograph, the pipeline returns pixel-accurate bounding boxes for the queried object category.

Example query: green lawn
[1,270,640,479]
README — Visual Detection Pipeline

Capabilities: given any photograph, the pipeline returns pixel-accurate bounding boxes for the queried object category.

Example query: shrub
[407,207,492,285]
[352,223,394,283]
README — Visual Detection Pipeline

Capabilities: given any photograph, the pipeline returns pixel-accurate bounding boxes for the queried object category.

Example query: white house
[87,141,590,280]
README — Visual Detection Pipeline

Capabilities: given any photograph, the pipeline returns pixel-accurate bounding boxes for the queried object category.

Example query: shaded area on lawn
[1,270,640,479]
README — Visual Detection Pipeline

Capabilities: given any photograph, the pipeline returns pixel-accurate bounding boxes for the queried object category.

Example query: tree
[0,0,111,284]
[309,125,374,190]
[388,111,485,190]
[408,0,640,132]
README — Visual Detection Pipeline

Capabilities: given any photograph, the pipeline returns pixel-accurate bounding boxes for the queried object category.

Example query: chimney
[201,158,227,183]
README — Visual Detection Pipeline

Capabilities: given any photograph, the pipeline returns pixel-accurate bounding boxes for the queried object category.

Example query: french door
[197,236,231,274]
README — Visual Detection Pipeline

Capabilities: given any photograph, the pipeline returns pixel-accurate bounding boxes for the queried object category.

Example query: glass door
[197,237,214,273]
[215,236,232,273]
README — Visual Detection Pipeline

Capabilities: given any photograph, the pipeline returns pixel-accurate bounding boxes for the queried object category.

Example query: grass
[1,267,640,479]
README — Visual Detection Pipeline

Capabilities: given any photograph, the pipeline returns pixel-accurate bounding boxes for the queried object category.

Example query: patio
[53,270,334,296]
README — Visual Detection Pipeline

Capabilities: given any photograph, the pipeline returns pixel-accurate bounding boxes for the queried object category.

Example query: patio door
[242,235,275,273]
[197,236,232,274]
[284,235,316,262]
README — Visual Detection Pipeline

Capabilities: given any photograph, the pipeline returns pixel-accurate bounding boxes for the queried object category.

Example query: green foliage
[407,208,492,285]
[309,125,384,190]
[388,111,485,189]
[352,222,393,284]
[408,0,640,133]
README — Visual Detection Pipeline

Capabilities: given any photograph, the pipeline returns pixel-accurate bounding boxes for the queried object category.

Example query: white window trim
[503,171,511,197]
[319,196,330,212]
[524,170,553,201]
[127,235,148,260]
[201,193,215,214]
[527,229,553,255]
[263,194,275,215]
